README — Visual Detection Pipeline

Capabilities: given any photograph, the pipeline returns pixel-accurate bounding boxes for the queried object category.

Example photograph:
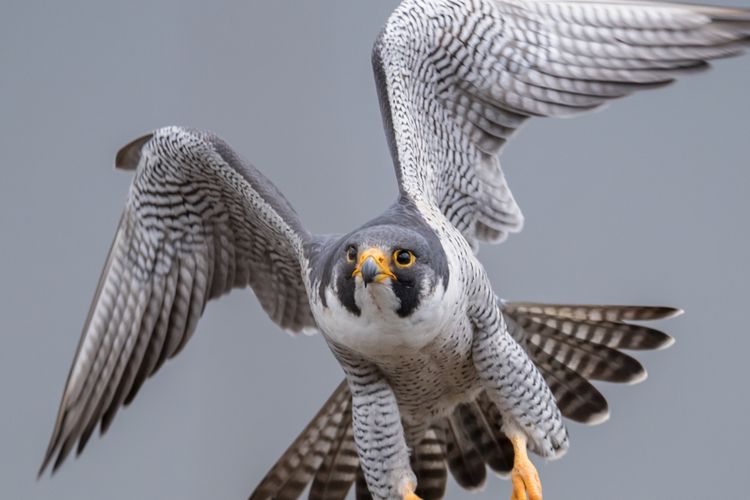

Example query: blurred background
[1,1,748,498]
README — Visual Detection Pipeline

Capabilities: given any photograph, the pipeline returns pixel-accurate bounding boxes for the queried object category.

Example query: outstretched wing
[40,126,318,474]
[374,0,750,248]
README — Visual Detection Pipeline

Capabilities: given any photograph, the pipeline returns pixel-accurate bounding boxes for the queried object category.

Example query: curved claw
[510,435,542,500]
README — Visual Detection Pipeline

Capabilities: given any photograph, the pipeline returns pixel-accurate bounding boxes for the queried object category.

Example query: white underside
[316,275,462,358]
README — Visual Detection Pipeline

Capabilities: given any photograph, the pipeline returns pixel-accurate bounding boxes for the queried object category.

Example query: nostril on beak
[360,257,380,286]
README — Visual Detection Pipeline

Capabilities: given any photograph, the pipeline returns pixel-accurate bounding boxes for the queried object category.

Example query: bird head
[330,225,449,318]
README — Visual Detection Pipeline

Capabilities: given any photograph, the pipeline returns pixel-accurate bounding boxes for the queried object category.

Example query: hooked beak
[359,257,381,285]
[352,248,396,286]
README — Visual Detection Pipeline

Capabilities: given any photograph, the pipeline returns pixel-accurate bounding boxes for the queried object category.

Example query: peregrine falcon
[40,1,750,499]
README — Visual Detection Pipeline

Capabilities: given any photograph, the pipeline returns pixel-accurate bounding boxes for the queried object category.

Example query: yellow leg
[510,435,542,500]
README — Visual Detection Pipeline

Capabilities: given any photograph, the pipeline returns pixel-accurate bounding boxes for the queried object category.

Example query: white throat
[354,279,402,319]
[317,275,457,358]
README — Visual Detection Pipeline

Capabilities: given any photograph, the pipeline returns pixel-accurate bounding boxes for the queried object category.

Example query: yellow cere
[352,247,397,282]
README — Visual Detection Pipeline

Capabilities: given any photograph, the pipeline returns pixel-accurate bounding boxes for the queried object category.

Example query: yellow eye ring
[345,246,357,264]
[392,249,416,269]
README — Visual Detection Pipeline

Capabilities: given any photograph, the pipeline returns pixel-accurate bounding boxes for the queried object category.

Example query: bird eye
[393,249,416,268]
[345,246,357,264]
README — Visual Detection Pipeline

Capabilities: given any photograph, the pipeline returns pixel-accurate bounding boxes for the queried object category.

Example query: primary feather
[40,127,319,475]
[374,0,750,248]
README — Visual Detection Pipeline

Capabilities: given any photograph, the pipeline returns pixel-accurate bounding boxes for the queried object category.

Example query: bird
[38,1,750,499]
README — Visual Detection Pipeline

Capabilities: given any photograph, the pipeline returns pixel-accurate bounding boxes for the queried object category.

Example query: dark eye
[393,249,416,268]
[345,245,357,264]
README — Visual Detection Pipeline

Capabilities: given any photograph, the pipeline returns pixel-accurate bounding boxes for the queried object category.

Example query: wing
[40,126,318,474]
[374,0,750,248]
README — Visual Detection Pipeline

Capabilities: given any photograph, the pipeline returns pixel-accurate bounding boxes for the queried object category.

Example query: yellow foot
[510,435,542,500]
[401,481,423,500]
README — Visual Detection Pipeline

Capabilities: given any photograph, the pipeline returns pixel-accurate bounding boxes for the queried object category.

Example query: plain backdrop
[1,1,749,499]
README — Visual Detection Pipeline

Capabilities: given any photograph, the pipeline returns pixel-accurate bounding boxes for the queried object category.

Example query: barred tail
[410,427,448,500]
[308,404,358,500]
[503,301,680,425]
[443,412,486,490]
[249,381,351,500]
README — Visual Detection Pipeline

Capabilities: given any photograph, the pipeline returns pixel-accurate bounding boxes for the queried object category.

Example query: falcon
[40,1,749,499]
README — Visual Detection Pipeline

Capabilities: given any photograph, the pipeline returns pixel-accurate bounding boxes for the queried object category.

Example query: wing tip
[37,460,49,480]
[625,367,649,386]
[115,133,153,170]
[646,306,684,322]
[582,406,611,426]
[653,334,676,351]
[38,421,64,479]
[666,307,685,319]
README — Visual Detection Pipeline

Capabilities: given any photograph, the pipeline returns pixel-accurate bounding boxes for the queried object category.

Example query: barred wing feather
[375,0,750,248]
[40,127,318,475]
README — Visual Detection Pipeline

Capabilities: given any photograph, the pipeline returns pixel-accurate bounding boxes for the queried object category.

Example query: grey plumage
[39,0,748,499]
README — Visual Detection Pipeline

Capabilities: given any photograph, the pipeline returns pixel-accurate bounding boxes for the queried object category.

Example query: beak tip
[360,257,380,285]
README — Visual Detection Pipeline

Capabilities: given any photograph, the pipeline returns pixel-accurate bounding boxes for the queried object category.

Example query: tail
[249,302,679,499]
[503,301,680,425]
[249,381,354,500]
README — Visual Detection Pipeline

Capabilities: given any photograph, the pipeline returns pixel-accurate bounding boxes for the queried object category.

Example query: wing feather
[503,301,681,424]
[375,0,750,247]
[123,261,178,406]
[40,126,319,474]
[99,273,163,433]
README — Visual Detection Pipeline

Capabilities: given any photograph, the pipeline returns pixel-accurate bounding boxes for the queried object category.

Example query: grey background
[1,1,748,499]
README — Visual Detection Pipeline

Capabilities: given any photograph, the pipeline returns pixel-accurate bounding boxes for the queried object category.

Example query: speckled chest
[316,285,480,416]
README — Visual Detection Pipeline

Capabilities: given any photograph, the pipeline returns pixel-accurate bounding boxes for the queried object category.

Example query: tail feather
[308,405,357,500]
[475,393,515,476]
[504,303,682,322]
[249,381,350,500]
[527,345,609,424]
[355,467,373,500]
[503,301,679,425]
[519,313,674,350]
[443,413,487,490]
[525,322,647,383]
[411,427,448,500]
[456,402,514,476]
